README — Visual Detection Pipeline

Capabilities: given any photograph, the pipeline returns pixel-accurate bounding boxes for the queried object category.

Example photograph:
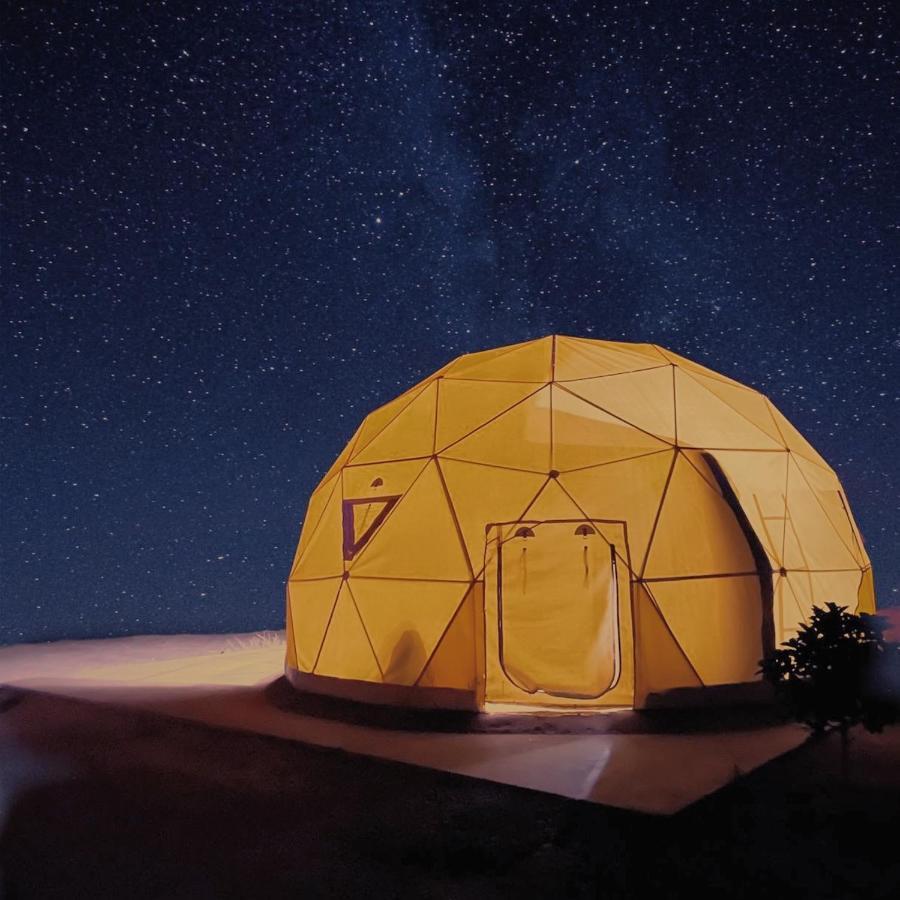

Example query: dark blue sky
[2,1,897,643]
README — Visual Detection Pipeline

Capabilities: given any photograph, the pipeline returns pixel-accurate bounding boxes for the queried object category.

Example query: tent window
[514,526,535,539]
[370,477,383,488]
[574,524,596,536]
[342,496,400,560]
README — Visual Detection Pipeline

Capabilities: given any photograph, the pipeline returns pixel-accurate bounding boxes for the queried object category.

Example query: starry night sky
[2,1,897,644]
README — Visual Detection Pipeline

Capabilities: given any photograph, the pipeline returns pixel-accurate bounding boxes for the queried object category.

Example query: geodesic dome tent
[285,336,875,710]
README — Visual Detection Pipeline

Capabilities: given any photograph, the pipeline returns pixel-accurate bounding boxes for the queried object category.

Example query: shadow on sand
[1,684,898,899]
[264,675,789,735]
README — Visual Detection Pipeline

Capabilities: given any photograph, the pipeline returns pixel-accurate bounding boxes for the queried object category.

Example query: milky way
[2,2,897,642]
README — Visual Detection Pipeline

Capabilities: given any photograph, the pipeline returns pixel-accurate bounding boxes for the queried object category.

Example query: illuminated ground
[0,631,806,814]
[0,673,898,899]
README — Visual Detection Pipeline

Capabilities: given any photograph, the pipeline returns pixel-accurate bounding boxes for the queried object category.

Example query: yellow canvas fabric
[314,584,381,682]
[445,336,553,382]
[289,473,339,576]
[352,380,438,464]
[349,383,429,462]
[674,368,784,450]
[350,461,471,580]
[284,336,875,710]
[633,582,703,699]
[563,365,676,442]
[287,577,343,671]
[650,576,764,685]
[559,450,674,569]
[442,385,552,472]
[551,385,670,470]
[521,477,585,521]
[439,458,547,575]
[555,336,665,379]
[435,379,541,451]
[351,578,469,685]
[416,584,479,690]
[290,484,345,580]
[341,457,430,502]
[643,452,757,579]
[704,450,789,568]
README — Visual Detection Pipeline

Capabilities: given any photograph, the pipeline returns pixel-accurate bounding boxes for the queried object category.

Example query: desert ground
[1,614,898,899]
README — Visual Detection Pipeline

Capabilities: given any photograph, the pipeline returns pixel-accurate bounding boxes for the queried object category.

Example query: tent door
[496,519,621,700]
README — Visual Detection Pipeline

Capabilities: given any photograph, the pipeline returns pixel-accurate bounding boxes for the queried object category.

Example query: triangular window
[342,496,400,560]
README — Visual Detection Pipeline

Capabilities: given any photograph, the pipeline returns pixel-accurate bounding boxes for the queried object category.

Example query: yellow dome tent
[285,336,875,710]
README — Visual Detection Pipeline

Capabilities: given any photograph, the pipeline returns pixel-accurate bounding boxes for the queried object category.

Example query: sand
[0,631,807,814]
[1,621,898,898]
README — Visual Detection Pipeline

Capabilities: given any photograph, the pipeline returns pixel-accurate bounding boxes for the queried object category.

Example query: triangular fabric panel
[674,368,784,450]
[782,456,860,571]
[555,336,665,380]
[314,583,381,681]
[560,450,674,573]
[350,381,431,462]
[441,386,552,472]
[781,570,863,627]
[782,512,809,572]
[440,458,547,575]
[765,400,831,469]
[287,577,342,671]
[707,450,789,568]
[552,385,670,472]
[416,586,477,690]
[685,371,784,446]
[656,346,748,389]
[633,583,703,701]
[350,461,471,580]
[563,365,676,443]
[643,452,757,579]
[650,576,764,686]
[342,458,430,500]
[603,340,668,363]
[352,380,438,464]
[520,477,586,521]
[444,337,552,382]
[441,341,536,379]
[790,455,867,567]
[351,578,470,686]
[435,378,542,452]
[807,569,865,613]
[291,481,345,579]
[290,474,339,575]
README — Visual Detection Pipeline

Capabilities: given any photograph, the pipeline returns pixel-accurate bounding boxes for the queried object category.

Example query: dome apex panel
[444,336,553,382]
[555,335,667,379]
